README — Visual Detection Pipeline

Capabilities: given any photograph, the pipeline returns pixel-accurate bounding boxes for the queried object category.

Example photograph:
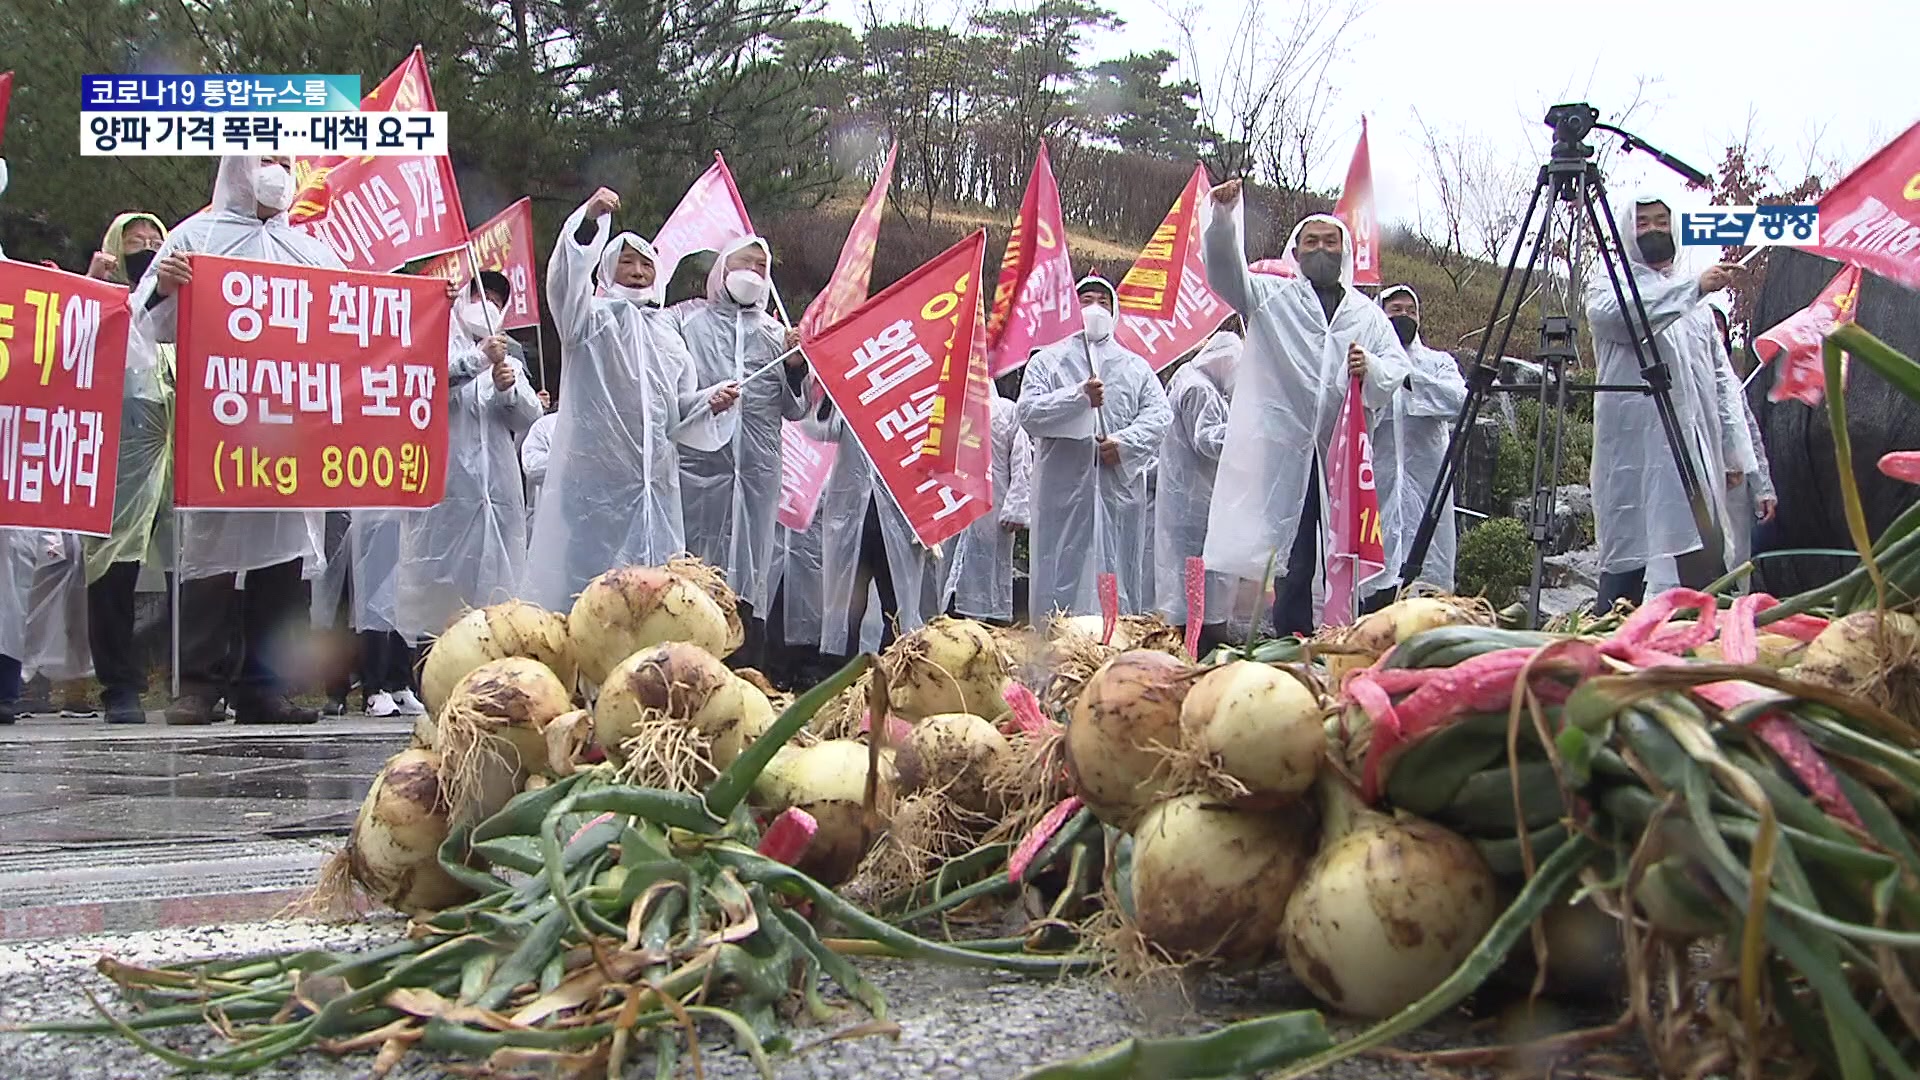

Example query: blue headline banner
[82,75,360,113]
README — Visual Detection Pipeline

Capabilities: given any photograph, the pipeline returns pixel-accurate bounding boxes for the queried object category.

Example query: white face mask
[253,164,293,212]
[604,282,654,307]
[725,269,768,306]
[1082,304,1114,342]
[457,299,504,339]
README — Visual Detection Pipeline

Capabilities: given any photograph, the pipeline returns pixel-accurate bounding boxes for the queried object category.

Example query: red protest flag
[1321,375,1385,626]
[173,255,451,509]
[0,260,130,535]
[1114,180,1232,372]
[801,143,899,339]
[1116,164,1206,321]
[653,151,758,285]
[1753,262,1863,407]
[922,275,994,502]
[0,71,13,151]
[1804,120,1920,291]
[416,197,542,330]
[805,229,993,547]
[986,142,1082,376]
[1334,117,1381,287]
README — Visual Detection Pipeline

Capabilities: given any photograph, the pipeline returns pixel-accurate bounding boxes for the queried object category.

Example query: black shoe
[320,698,348,718]
[233,696,320,726]
[0,701,17,725]
[164,692,220,726]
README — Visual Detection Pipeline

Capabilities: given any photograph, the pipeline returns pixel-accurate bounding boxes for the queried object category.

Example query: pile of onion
[1793,610,1920,721]
[752,739,894,886]
[1065,650,1194,829]
[1282,775,1500,1019]
[1175,661,1324,807]
[346,748,473,916]
[593,641,775,789]
[437,657,575,826]
[1130,794,1315,965]
[1322,595,1492,669]
[569,566,734,686]
[895,712,1011,818]
[883,617,1011,721]
[420,600,576,719]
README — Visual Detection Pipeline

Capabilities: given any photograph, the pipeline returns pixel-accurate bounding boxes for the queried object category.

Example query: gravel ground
[0,917,1632,1079]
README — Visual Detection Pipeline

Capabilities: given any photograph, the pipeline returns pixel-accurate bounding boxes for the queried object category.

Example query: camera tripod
[1397,103,1727,628]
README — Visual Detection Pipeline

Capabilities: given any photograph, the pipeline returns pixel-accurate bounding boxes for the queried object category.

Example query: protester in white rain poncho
[1154,327,1250,644]
[1200,187,1410,635]
[1371,285,1469,594]
[0,158,21,723]
[520,407,557,528]
[942,379,1034,623]
[523,188,735,611]
[1585,194,1754,611]
[347,510,422,715]
[133,155,340,725]
[673,236,807,658]
[23,533,92,693]
[1017,276,1172,618]
[397,282,543,642]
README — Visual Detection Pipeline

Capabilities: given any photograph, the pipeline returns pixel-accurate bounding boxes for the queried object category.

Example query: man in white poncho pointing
[1200,181,1410,636]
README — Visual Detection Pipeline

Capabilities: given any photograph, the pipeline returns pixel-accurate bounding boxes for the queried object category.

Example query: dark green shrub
[1456,516,1532,608]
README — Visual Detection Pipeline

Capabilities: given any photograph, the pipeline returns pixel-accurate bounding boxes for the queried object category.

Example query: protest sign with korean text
[1115,239,1231,372]
[800,143,899,338]
[804,231,994,547]
[987,142,1082,376]
[0,260,127,534]
[1803,119,1920,290]
[174,255,449,510]
[417,197,541,330]
[776,423,839,531]
[1333,117,1380,287]
[1754,262,1862,407]
[1115,164,1206,321]
[921,256,994,502]
[1321,375,1385,626]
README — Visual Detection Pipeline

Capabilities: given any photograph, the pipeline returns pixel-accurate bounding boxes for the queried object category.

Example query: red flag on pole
[1804,120,1920,291]
[1334,117,1381,287]
[1116,165,1206,321]
[1113,165,1231,370]
[1322,376,1385,625]
[652,152,758,286]
[0,71,14,151]
[920,278,995,502]
[1753,262,1863,407]
[416,197,542,330]
[986,142,1082,376]
[801,143,899,339]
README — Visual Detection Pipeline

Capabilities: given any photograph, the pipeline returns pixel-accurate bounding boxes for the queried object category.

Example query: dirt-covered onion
[592,642,754,790]
[1065,650,1194,829]
[708,677,776,770]
[347,748,472,916]
[1052,613,1132,650]
[756,739,894,886]
[895,712,1010,817]
[1177,661,1323,806]
[1131,794,1315,965]
[1337,595,1491,660]
[1282,776,1500,1019]
[1793,610,1920,719]
[420,600,576,718]
[569,566,734,686]
[438,657,574,825]
[883,617,1010,720]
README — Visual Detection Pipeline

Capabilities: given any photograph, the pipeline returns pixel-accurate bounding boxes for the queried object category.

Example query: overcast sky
[821,0,1917,233]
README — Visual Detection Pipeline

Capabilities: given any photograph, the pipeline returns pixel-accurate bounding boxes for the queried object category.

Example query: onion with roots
[1130,794,1315,965]
[1052,613,1132,651]
[347,748,473,916]
[708,678,776,770]
[1065,650,1195,829]
[1326,595,1493,662]
[755,739,895,886]
[666,554,746,655]
[593,642,767,790]
[895,713,1010,817]
[1175,661,1324,806]
[1793,610,1920,722]
[569,566,734,686]
[1282,776,1500,1019]
[438,657,575,826]
[883,617,1010,720]
[420,600,576,718]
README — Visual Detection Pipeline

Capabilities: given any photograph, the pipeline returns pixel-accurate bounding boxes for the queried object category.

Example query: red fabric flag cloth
[415,197,542,330]
[1116,164,1207,321]
[0,71,13,151]
[776,423,839,530]
[1753,263,1862,406]
[987,142,1083,376]
[921,280,994,502]
[1805,120,1920,291]
[653,152,757,287]
[1322,375,1385,625]
[1334,117,1381,287]
[800,143,899,339]
[1113,166,1232,371]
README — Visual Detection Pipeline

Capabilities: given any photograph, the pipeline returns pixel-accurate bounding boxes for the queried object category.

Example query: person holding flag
[1154,326,1244,648]
[672,236,808,666]
[1017,276,1171,619]
[1371,284,1468,595]
[523,188,735,611]
[1200,182,1410,636]
[941,375,1033,624]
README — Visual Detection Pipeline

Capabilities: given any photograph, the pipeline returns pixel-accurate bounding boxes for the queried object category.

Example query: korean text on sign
[0,262,130,535]
[82,112,448,157]
[173,255,450,510]
[81,75,360,112]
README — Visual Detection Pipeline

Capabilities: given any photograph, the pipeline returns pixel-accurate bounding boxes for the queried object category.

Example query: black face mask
[1298,249,1342,287]
[1637,229,1676,266]
[122,248,158,283]
[1390,314,1418,347]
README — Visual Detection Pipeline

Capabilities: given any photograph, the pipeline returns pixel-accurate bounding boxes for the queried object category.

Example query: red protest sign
[987,143,1082,377]
[654,152,757,285]
[1806,120,1920,291]
[174,255,449,509]
[806,230,993,547]
[1322,375,1384,626]
[1334,117,1381,287]
[801,143,899,338]
[1115,239,1231,372]
[922,245,993,502]
[287,48,468,273]
[1116,164,1206,321]
[1755,262,1861,407]
[0,260,128,535]
[417,197,541,330]
[776,423,838,531]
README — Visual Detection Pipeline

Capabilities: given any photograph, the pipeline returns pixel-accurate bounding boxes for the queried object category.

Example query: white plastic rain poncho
[672,237,807,611]
[1154,331,1241,627]
[1371,286,1468,592]
[0,529,34,664]
[522,204,730,611]
[84,213,176,584]
[347,511,404,634]
[1585,193,1756,576]
[1017,278,1172,618]
[1200,207,1410,593]
[131,157,333,581]
[942,392,1033,622]
[397,300,543,640]
[520,410,556,528]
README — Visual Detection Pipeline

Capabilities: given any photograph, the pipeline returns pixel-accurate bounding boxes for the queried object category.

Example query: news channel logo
[82,75,360,112]
[1680,205,1820,248]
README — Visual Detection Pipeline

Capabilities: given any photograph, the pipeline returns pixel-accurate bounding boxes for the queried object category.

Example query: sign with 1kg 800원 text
[174,255,449,509]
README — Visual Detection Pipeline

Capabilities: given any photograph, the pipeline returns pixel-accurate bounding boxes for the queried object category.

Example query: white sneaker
[366,691,399,717]
[393,689,427,716]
